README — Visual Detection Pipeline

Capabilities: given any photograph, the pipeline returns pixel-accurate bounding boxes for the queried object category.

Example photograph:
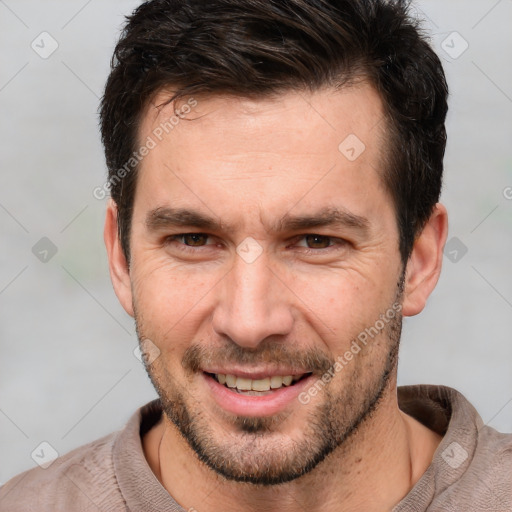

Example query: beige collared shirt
[1,385,511,511]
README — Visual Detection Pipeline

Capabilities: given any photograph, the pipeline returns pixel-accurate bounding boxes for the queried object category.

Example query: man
[1,0,511,510]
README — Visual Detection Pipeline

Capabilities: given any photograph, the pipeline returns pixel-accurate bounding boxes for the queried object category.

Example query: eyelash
[165,233,348,255]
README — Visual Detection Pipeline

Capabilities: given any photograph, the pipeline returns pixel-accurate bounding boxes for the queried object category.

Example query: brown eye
[180,233,209,246]
[304,234,332,249]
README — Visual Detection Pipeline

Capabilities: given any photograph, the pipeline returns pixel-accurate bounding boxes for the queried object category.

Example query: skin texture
[104,84,448,512]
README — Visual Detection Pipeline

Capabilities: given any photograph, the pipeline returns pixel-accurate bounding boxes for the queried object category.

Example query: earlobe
[401,203,448,317]
[104,199,134,317]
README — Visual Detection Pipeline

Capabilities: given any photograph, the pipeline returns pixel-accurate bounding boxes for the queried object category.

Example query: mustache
[182,342,335,375]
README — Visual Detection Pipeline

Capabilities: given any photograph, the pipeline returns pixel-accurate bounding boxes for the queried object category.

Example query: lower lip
[202,372,314,417]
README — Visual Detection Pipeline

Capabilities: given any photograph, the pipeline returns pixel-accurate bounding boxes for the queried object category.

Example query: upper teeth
[216,373,302,391]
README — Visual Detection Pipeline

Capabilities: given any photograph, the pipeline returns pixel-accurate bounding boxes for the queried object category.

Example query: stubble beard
[136,287,403,486]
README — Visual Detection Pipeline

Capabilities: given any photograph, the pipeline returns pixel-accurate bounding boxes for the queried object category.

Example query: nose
[211,250,294,349]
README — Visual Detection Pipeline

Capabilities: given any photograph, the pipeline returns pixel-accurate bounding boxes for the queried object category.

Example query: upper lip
[202,368,311,380]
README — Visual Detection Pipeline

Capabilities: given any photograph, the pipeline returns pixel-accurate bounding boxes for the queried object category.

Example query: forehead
[141,83,386,152]
[133,84,392,232]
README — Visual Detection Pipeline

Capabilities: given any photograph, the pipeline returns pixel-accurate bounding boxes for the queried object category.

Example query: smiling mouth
[204,372,311,395]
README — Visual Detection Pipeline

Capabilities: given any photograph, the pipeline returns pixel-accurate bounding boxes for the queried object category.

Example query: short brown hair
[99,0,448,264]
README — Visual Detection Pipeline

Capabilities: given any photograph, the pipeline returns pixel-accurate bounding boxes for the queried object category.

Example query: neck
[143,383,441,512]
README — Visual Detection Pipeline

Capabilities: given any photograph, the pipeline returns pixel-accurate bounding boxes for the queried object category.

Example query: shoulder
[0,431,127,512]
[471,425,512,488]
[434,425,512,511]
[397,385,512,511]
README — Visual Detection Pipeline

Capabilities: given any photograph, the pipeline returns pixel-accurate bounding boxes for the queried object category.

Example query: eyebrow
[145,206,370,235]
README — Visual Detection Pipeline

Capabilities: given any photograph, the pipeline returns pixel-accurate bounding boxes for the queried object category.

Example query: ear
[401,203,448,317]
[104,199,134,317]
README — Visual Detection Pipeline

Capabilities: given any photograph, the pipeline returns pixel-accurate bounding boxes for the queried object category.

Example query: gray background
[1,0,511,484]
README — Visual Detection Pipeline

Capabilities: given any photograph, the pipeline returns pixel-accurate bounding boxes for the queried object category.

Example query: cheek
[131,257,219,345]
[288,268,398,347]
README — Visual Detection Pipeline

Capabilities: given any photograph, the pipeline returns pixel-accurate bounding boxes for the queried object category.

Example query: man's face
[127,84,405,484]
